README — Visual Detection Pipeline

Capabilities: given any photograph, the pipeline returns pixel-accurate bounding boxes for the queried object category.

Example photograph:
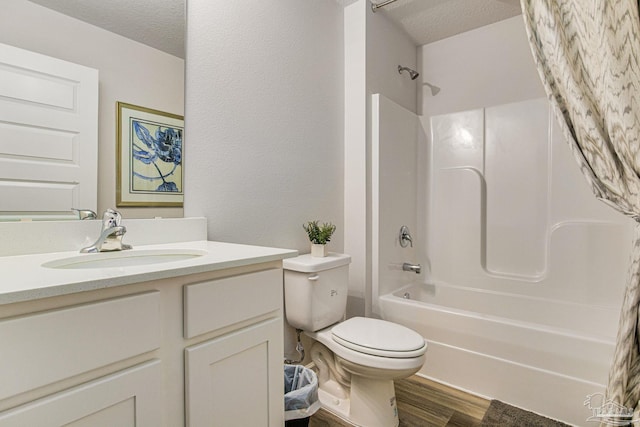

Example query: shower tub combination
[371,93,631,426]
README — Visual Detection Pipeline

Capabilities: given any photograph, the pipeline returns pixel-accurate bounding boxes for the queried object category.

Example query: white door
[0,42,98,219]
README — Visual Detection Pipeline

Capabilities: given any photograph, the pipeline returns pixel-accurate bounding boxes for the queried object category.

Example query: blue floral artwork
[130,119,183,194]
[117,102,183,207]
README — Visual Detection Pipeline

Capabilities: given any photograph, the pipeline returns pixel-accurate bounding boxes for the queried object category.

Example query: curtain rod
[371,0,399,13]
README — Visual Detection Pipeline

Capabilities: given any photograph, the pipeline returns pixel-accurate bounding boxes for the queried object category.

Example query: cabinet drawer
[0,292,160,401]
[184,269,282,338]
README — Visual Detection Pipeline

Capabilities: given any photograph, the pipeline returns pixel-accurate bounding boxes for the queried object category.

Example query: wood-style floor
[309,375,490,427]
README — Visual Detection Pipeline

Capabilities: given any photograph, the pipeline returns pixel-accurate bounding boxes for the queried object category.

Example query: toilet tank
[283,253,351,331]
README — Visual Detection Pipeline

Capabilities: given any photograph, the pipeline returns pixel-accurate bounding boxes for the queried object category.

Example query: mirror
[0,0,185,220]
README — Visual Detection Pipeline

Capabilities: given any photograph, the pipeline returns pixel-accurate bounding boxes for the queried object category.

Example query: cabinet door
[185,318,283,427]
[0,360,162,427]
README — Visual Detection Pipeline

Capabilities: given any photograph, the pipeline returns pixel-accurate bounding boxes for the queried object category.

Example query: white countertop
[0,240,298,305]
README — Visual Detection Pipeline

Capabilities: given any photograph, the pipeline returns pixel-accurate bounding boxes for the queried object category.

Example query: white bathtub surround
[372,90,632,424]
[426,98,630,425]
[522,1,640,417]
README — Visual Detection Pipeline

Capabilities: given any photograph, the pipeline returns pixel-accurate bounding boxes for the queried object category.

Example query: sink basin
[42,249,207,270]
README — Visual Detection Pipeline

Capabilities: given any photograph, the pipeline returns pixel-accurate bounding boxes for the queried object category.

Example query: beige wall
[0,0,185,219]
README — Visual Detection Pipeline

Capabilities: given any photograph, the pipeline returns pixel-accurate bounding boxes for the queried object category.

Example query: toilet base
[317,376,399,427]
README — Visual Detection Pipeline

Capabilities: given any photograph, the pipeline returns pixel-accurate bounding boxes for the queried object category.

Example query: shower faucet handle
[399,225,413,248]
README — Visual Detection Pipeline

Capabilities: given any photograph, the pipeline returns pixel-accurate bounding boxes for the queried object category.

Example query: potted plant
[303,220,336,257]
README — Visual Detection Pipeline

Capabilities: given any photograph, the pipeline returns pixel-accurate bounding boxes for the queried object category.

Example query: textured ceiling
[26,0,521,59]
[27,0,186,58]
[378,0,522,45]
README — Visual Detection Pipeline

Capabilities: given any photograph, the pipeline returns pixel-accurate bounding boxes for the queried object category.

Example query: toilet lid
[331,317,427,358]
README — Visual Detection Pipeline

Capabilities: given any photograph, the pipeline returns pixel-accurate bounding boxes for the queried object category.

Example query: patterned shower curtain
[521,0,640,424]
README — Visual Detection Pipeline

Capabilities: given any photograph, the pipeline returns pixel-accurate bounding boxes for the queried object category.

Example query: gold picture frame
[116,102,184,207]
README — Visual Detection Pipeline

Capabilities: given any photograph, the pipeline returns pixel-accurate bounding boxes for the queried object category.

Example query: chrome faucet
[80,209,132,253]
[399,225,413,248]
[71,208,97,220]
[402,262,421,274]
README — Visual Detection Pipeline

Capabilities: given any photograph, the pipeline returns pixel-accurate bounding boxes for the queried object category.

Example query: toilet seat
[331,317,427,358]
[306,326,426,372]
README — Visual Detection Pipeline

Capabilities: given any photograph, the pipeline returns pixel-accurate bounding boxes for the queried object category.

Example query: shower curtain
[521,0,640,424]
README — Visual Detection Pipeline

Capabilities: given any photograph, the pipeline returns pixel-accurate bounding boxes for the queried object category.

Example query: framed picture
[116,102,184,207]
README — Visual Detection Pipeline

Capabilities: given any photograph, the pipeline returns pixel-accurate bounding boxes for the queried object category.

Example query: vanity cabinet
[183,269,283,426]
[0,292,162,427]
[0,262,285,427]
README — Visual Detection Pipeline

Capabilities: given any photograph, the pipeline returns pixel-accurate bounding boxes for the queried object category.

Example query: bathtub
[378,282,618,426]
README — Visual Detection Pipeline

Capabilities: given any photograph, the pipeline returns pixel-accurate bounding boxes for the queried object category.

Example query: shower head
[398,65,419,80]
[423,82,441,96]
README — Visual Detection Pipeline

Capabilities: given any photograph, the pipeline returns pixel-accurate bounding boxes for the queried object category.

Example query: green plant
[303,220,336,245]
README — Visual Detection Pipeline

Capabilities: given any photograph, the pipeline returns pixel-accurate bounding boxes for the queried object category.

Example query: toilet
[283,253,427,427]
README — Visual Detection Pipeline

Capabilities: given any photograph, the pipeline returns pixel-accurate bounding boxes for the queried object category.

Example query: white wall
[344,0,418,316]
[184,1,344,252]
[0,0,185,219]
[367,6,418,114]
[344,1,369,316]
[419,15,544,118]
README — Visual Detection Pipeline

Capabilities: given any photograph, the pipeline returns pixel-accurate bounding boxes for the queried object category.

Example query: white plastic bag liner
[284,364,321,421]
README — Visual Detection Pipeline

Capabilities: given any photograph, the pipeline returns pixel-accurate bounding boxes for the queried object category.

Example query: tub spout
[402,263,421,274]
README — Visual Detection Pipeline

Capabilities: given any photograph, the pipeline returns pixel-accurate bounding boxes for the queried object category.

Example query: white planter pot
[311,244,328,257]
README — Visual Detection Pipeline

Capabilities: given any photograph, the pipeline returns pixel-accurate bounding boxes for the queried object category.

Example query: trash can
[284,364,320,427]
